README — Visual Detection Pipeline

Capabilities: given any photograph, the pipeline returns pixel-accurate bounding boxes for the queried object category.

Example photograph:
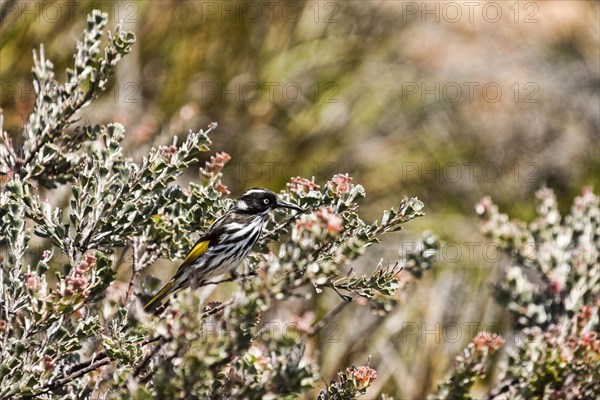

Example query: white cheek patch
[237,200,249,210]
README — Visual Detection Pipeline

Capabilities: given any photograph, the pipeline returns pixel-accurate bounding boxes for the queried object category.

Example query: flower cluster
[62,255,96,298]
[349,365,378,390]
[328,173,353,195]
[317,208,344,235]
[200,150,231,194]
[472,331,505,353]
[318,364,378,399]
[24,273,42,292]
[288,176,320,195]
[429,331,504,400]
[295,207,344,238]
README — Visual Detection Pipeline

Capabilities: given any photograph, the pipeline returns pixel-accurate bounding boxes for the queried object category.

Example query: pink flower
[24,273,41,292]
[473,331,504,352]
[66,276,88,290]
[162,145,179,161]
[202,152,231,177]
[215,182,230,195]
[43,355,54,371]
[475,196,493,216]
[77,255,95,275]
[549,280,563,296]
[348,365,377,389]
[288,177,320,194]
[42,250,52,261]
[578,306,593,327]
[329,174,353,195]
[318,208,343,235]
[200,152,231,194]
[62,258,92,298]
[580,331,598,348]
[295,216,315,231]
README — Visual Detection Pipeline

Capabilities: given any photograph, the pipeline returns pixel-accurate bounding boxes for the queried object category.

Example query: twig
[140,335,163,346]
[133,337,167,377]
[62,351,109,378]
[309,301,350,338]
[50,336,157,389]
[20,358,112,399]
[138,349,179,384]
[114,245,131,271]
[261,208,310,241]
[49,358,112,390]
[125,241,140,304]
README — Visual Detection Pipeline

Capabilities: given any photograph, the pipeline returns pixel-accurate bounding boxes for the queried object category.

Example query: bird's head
[235,188,304,215]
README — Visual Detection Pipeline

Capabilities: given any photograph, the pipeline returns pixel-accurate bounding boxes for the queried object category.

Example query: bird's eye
[263,199,270,204]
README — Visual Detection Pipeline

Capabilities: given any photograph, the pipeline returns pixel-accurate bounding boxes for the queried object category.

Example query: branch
[133,337,167,378]
[309,301,350,338]
[19,358,112,399]
[261,207,311,240]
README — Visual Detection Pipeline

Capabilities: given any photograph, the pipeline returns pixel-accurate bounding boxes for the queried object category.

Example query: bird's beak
[275,198,305,213]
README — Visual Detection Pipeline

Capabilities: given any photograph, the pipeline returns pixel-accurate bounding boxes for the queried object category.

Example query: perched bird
[143,188,304,312]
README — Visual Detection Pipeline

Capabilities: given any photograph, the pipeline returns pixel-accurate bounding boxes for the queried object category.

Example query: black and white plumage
[144,188,304,312]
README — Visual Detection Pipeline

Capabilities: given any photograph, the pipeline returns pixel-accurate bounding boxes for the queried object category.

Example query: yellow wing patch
[180,240,210,270]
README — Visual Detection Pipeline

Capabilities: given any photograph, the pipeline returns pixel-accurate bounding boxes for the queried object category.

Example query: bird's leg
[239,270,257,279]
[232,261,258,281]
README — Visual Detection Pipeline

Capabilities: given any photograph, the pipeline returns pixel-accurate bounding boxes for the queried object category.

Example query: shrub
[429,188,599,399]
[0,11,434,399]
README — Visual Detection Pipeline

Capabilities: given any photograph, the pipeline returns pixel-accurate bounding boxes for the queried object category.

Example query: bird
[143,188,304,312]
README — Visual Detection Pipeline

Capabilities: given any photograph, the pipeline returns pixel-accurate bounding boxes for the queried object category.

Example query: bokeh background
[1,1,598,398]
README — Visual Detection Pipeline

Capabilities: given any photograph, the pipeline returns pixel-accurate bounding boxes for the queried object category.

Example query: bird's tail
[143,278,181,313]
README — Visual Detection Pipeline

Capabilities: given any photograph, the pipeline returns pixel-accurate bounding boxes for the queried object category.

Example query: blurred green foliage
[2,1,597,220]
